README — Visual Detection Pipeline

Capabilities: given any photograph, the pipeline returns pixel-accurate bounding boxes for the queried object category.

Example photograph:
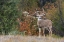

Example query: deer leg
[39,28,41,37]
[50,28,52,36]
[49,27,52,36]
[43,28,45,37]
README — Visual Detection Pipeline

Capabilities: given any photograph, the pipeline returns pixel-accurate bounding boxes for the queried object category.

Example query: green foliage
[51,0,56,3]
[47,0,64,36]
[19,0,38,11]
[0,0,20,35]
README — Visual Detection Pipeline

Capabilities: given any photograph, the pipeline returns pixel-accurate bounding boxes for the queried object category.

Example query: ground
[0,35,64,42]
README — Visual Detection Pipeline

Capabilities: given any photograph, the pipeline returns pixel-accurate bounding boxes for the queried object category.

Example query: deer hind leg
[49,27,52,36]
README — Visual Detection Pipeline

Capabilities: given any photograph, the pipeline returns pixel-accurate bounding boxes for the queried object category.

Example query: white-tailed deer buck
[34,9,52,37]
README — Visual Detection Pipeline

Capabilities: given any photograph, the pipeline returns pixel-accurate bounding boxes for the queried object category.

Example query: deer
[34,9,52,37]
[22,10,52,37]
[17,10,52,37]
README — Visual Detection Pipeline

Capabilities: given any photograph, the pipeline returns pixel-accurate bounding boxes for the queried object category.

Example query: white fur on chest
[38,18,42,21]
[37,18,42,26]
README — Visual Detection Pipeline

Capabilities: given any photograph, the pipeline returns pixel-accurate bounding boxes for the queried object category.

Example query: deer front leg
[39,28,41,38]
[43,28,45,37]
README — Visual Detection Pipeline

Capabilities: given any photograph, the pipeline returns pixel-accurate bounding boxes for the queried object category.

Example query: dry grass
[0,35,64,42]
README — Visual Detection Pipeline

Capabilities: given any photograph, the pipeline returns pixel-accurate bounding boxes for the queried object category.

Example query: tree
[18,0,38,11]
[38,0,56,9]
[0,0,20,35]
[58,0,64,26]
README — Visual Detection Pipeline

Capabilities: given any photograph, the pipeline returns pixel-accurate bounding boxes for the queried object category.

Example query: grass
[52,34,62,38]
[0,35,64,42]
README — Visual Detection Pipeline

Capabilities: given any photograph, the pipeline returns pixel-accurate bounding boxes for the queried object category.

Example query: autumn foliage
[19,21,31,35]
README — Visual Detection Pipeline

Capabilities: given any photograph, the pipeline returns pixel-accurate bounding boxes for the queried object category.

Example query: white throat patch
[37,17,42,21]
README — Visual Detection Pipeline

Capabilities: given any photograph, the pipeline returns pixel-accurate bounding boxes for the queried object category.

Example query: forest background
[0,0,64,37]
